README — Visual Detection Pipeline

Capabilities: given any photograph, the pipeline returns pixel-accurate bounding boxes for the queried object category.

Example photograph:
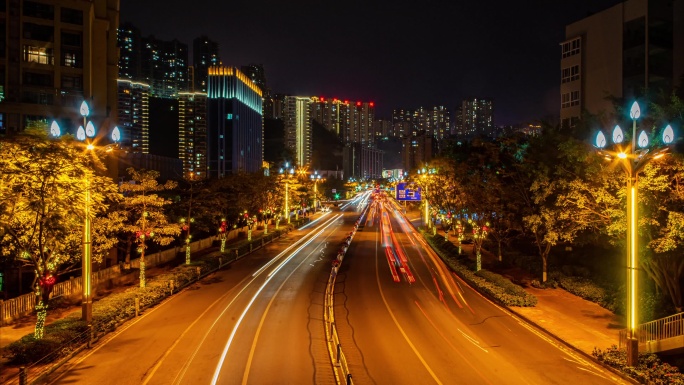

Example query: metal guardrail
[620,312,684,349]
[323,211,368,385]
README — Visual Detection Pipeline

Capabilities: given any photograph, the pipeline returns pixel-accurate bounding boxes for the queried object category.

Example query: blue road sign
[396,183,422,201]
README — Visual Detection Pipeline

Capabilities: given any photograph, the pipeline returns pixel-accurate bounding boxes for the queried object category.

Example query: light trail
[210,215,342,384]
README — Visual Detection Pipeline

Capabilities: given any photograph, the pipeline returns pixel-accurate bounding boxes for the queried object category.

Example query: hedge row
[424,233,537,307]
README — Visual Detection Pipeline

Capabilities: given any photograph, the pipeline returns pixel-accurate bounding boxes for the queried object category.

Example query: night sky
[121,0,621,125]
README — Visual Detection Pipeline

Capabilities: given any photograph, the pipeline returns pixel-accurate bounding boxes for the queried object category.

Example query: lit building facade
[207,66,263,177]
[117,79,149,154]
[402,131,434,172]
[455,98,494,138]
[178,92,208,179]
[560,0,684,128]
[193,36,220,93]
[310,96,349,137]
[282,95,312,167]
[347,101,375,147]
[0,0,120,135]
[118,22,141,81]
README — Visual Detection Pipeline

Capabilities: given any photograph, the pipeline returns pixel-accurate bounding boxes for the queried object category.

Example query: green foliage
[593,345,684,384]
[6,318,88,364]
[424,232,537,307]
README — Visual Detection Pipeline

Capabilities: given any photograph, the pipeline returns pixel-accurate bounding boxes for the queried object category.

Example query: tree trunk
[139,247,146,288]
[476,244,482,272]
[541,243,551,282]
[497,240,503,262]
[124,236,133,269]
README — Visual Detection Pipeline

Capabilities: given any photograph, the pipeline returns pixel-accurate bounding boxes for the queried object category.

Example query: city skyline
[120,0,621,125]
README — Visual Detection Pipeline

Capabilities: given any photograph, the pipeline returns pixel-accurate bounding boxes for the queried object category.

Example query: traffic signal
[334,193,341,200]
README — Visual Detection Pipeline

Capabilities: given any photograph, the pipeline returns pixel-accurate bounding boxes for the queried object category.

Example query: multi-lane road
[49,192,626,384]
[333,193,625,384]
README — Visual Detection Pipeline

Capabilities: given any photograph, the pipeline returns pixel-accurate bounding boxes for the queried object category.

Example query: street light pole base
[82,300,93,324]
[626,337,639,367]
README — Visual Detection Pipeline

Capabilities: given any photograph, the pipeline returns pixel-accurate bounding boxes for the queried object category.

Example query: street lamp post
[280,163,295,223]
[310,171,324,212]
[595,101,675,367]
[417,167,436,229]
[51,100,120,324]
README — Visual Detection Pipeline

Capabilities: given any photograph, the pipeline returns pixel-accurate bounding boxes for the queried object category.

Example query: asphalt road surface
[332,193,627,385]
[50,204,361,385]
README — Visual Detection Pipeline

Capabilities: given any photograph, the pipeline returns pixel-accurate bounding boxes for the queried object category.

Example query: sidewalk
[402,209,623,358]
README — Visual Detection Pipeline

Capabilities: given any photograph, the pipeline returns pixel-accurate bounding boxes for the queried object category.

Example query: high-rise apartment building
[560,0,684,128]
[392,109,416,137]
[373,119,392,139]
[207,66,263,177]
[347,101,375,147]
[117,79,149,153]
[142,37,188,98]
[0,0,120,135]
[282,95,312,167]
[429,106,451,139]
[193,36,220,93]
[117,23,189,98]
[310,96,350,137]
[118,22,141,81]
[402,131,434,172]
[455,98,494,138]
[178,92,208,179]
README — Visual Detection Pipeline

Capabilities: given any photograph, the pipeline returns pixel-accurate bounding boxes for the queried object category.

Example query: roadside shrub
[423,232,537,307]
[593,345,684,384]
[6,318,87,364]
[530,279,558,289]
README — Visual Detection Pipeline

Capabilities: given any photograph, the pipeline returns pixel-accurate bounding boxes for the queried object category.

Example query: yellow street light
[51,100,120,324]
[594,101,675,367]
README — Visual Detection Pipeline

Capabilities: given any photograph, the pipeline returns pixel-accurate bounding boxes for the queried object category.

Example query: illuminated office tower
[282,95,312,167]
[193,36,220,93]
[117,79,149,153]
[0,0,120,135]
[179,91,208,179]
[207,67,263,177]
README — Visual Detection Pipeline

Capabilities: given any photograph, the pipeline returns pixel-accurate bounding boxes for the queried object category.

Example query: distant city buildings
[454,98,494,138]
[402,131,434,172]
[560,0,684,128]
[118,23,190,98]
[207,66,263,177]
[0,0,120,135]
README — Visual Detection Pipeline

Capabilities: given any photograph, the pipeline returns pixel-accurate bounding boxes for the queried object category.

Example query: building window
[61,31,81,47]
[61,74,82,90]
[561,38,581,58]
[23,45,53,65]
[60,7,82,25]
[62,50,81,67]
[23,71,53,87]
[561,65,579,83]
[23,22,53,42]
[23,1,53,20]
[561,91,580,109]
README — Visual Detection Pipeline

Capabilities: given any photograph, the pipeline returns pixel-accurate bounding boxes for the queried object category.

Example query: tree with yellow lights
[0,128,119,338]
[118,168,181,288]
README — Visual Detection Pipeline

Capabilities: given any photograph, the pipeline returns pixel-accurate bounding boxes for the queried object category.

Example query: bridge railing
[620,312,684,349]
